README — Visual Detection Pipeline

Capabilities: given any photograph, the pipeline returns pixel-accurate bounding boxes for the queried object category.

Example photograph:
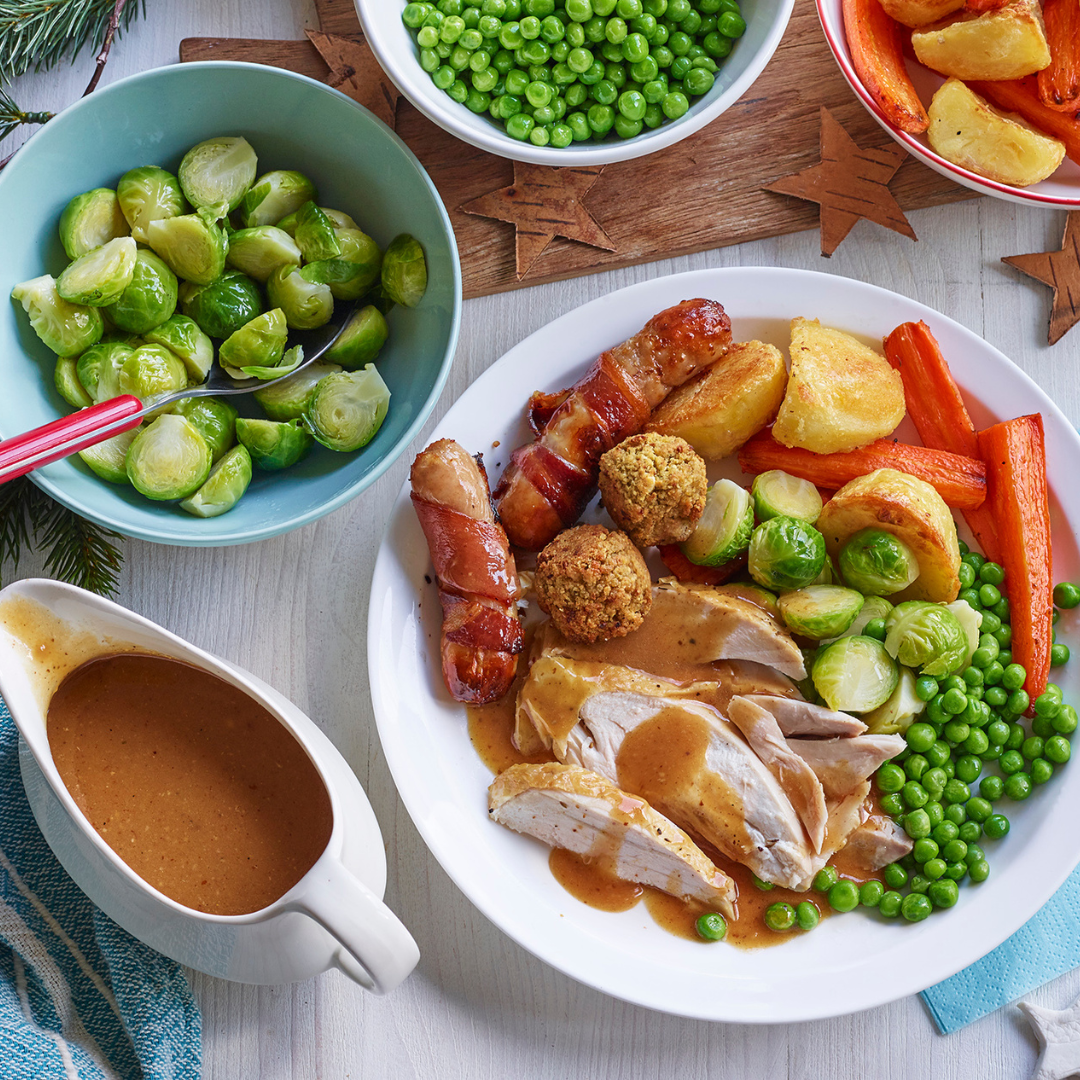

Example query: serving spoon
[0,299,361,485]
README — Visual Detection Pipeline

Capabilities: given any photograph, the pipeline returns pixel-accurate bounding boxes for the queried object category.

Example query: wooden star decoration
[1003,212,1080,346]
[305,29,401,130]
[764,106,917,257]
[1019,994,1080,1080]
[460,163,616,279]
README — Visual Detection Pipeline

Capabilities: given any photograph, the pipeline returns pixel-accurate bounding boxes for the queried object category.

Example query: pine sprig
[0,83,50,142]
[0,477,123,597]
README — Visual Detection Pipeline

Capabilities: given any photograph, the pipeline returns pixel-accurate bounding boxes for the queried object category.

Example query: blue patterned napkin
[0,696,201,1080]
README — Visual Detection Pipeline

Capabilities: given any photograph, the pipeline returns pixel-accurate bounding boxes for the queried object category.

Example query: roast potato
[878,0,964,29]
[817,469,961,603]
[771,319,905,456]
[927,78,1066,186]
[912,0,1052,81]
[644,339,786,461]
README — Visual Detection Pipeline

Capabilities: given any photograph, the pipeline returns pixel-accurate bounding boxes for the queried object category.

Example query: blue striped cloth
[0,696,201,1080]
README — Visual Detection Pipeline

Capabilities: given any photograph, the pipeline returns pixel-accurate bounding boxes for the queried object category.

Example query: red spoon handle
[0,395,145,484]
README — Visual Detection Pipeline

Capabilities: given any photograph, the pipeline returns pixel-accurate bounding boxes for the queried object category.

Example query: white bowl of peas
[357,0,795,164]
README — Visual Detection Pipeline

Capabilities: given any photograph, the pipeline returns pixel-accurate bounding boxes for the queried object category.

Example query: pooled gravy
[48,653,333,916]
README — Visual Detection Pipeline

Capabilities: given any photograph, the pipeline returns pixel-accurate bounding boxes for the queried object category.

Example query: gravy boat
[0,578,419,993]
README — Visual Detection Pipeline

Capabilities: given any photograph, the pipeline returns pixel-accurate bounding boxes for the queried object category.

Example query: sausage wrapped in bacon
[494,298,733,551]
[411,439,523,704]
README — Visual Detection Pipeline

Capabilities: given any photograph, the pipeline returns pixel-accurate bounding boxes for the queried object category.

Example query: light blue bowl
[0,62,461,546]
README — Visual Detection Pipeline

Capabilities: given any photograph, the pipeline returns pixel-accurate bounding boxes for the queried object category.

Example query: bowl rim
[0,60,463,547]
[355,0,796,166]
[814,0,1080,209]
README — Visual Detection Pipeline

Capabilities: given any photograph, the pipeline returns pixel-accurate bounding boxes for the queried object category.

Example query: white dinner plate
[368,267,1080,1022]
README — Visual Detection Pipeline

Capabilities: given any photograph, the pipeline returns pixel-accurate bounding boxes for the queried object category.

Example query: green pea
[812,866,838,893]
[942,778,970,804]
[964,551,986,571]
[906,723,937,753]
[1052,643,1071,666]
[879,891,903,918]
[959,588,981,609]
[995,625,1013,649]
[942,688,969,715]
[1054,582,1080,608]
[966,796,993,822]
[1045,734,1071,764]
[902,780,929,809]
[955,754,982,783]
[1054,705,1079,735]
[696,911,727,941]
[751,873,773,891]
[905,754,929,781]
[969,859,991,882]
[949,858,968,879]
[922,767,947,796]
[828,880,860,912]
[959,820,982,843]
[924,800,945,828]
[661,90,689,118]
[566,110,591,138]
[923,858,947,880]
[983,812,1010,839]
[505,111,535,137]
[1005,724,1026,751]
[717,9,746,35]
[925,741,951,767]
[913,837,939,864]
[860,880,885,908]
[999,649,1013,667]
[1031,757,1054,784]
[928,878,959,908]
[942,838,968,863]
[958,562,976,589]
[902,893,933,922]
[927,694,949,725]
[984,660,1005,686]
[883,863,908,889]
[915,676,940,702]
[1022,735,1044,761]
[980,774,1004,801]
[986,718,1009,743]
[586,102,615,131]
[932,821,959,845]
[1002,664,1027,692]
[978,583,1001,608]
[904,809,932,839]
[1007,689,1030,715]
[764,902,796,931]
[684,65,715,95]
[880,792,904,816]
[876,763,906,794]
[980,611,1002,634]
[964,728,990,756]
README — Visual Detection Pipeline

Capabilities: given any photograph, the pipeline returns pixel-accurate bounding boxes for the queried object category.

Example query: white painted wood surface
[3,3,1079,1077]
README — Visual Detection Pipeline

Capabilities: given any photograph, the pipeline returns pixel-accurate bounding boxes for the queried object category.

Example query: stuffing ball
[598,432,708,548]
[534,524,652,643]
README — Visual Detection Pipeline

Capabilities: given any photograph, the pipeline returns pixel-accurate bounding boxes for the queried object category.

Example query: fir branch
[83,0,126,96]
[0,83,50,142]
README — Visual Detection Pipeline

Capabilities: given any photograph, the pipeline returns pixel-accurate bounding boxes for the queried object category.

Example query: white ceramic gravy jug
[0,578,419,993]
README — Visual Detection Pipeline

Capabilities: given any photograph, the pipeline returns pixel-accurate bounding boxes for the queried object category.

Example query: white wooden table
[3,3,1078,1077]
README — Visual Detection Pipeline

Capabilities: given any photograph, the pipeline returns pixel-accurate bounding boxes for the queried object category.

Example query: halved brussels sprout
[839,529,920,597]
[304,365,390,452]
[59,188,130,259]
[812,635,899,713]
[116,166,185,243]
[144,315,214,382]
[103,250,178,335]
[76,340,133,402]
[778,585,865,641]
[825,594,894,643]
[118,344,188,405]
[325,306,388,370]
[292,202,341,262]
[145,213,228,286]
[178,136,258,219]
[884,601,968,677]
[239,170,318,228]
[320,207,358,231]
[862,668,926,736]
[180,444,253,517]
[54,356,93,408]
[751,470,823,524]
[125,413,212,500]
[56,237,138,307]
[236,416,313,470]
[218,308,288,377]
[78,427,140,484]
[236,343,305,382]
[945,598,983,668]
[172,396,238,463]
[381,234,427,308]
[181,270,262,339]
[252,359,343,421]
[305,229,382,301]
[225,226,302,282]
[681,479,753,567]
[11,275,104,356]
[748,516,827,592]
[266,264,334,330]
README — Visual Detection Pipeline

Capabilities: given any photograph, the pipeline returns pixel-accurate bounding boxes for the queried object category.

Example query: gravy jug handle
[294,855,419,994]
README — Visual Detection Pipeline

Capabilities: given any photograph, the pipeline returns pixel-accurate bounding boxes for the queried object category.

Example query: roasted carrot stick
[977,415,1052,709]
[970,78,1080,166]
[737,431,987,510]
[1038,0,1080,113]
[843,0,930,134]
[883,320,1000,560]
[657,545,747,586]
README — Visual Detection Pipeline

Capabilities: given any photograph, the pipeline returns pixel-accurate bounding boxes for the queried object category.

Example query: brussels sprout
[54,356,93,408]
[11,274,104,356]
[945,598,983,667]
[324,306,388,370]
[240,343,305,382]
[125,413,212,500]
[277,205,357,237]
[56,237,138,307]
[225,226,302,282]
[681,479,753,567]
[748,516,827,592]
[78,427,140,484]
[778,585,865,641]
[236,416,313,470]
[884,601,968,677]
[381,234,427,308]
[118,343,188,406]
[218,309,288,379]
[58,188,130,259]
[181,270,263,339]
[240,170,318,228]
[178,136,258,219]
[144,315,214,382]
[825,595,894,643]
[839,529,920,597]
[116,166,185,243]
[305,229,382,301]
[266,264,334,330]
[304,365,390,453]
[145,213,228,286]
[180,444,253,517]
[862,668,926,736]
[103,250,178,335]
[291,201,341,262]
[252,359,343,420]
[812,635,899,713]
[751,470,823,524]
[76,340,133,402]
[172,396,238,463]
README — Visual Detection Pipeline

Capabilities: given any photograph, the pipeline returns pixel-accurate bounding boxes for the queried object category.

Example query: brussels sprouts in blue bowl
[0,62,461,546]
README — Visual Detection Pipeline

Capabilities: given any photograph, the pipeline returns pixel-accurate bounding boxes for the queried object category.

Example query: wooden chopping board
[180,0,976,300]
